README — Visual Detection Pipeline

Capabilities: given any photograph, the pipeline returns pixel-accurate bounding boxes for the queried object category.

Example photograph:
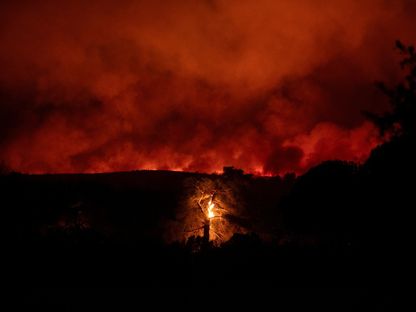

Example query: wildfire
[207,198,215,219]
[185,180,233,244]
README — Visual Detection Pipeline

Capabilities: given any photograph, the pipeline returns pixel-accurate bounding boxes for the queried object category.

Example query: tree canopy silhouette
[282,41,416,248]
[365,41,416,138]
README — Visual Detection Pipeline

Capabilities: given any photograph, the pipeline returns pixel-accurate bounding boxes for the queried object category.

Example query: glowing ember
[207,198,215,219]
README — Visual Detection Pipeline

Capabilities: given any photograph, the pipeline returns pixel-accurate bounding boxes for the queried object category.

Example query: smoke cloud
[0,0,415,174]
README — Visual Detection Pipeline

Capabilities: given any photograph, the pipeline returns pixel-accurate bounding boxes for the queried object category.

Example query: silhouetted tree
[282,42,416,250]
[349,41,415,249]
[365,41,416,138]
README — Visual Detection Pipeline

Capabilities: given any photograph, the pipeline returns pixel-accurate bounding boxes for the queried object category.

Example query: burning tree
[181,177,245,246]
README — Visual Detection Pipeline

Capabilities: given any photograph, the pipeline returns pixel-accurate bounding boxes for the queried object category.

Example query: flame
[207,198,215,219]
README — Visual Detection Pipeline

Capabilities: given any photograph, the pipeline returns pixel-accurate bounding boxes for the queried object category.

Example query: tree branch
[212,230,223,240]
[209,216,223,220]
[184,225,205,233]
[214,206,227,212]
[197,197,205,216]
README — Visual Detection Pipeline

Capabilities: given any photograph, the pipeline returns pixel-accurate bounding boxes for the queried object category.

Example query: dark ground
[4,136,416,310]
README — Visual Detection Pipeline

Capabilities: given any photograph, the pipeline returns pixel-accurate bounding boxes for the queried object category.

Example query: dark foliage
[282,42,416,255]
[364,41,416,137]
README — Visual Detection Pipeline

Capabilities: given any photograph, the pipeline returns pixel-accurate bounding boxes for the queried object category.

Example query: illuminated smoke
[0,0,415,174]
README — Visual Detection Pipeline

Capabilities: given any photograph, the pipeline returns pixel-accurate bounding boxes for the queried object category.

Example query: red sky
[0,0,415,175]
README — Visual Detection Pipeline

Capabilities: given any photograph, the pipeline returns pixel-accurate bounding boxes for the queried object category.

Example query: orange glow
[0,1,415,175]
[207,198,215,219]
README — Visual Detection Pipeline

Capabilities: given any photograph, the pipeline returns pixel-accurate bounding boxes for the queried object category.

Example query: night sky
[1,0,415,175]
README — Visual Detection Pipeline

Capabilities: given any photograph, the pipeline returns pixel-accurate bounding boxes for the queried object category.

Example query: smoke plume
[1,0,415,174]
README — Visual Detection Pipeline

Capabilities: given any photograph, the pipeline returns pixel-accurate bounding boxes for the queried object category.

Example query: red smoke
[0,0,415,175]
